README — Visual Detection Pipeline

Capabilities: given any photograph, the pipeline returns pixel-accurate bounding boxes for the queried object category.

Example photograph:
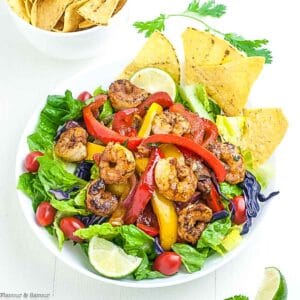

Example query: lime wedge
[130,67,177,100]
[88,237,142,279]
[255,267,288,300]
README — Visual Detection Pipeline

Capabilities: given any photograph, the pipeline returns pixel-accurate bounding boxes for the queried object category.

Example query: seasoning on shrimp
[208,142,245,184]
[54,126,88,162]
[108,79,149,111]
[155,157,197,202]
[86,179,119,217]
[152,111,191,136]
[178,202,212,244]
[98,142,136,184]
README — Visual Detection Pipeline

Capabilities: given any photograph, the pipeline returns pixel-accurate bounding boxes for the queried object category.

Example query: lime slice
[255,267,288,300]
[130,67,177,100]
[88,236,142,279]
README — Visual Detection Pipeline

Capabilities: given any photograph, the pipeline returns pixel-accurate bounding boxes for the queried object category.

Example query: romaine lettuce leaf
[220,182,243,198]
[132,251,165,280]
[197,217,232,254]
[216,115,245,145]
[99,100,113,121]
[37,154,86,194]
[179,84,221,121]
[75,223,120,240]
[172,243,208,273]
[17,173,48,211]
[27,90,85,151]
[50,198,89,215]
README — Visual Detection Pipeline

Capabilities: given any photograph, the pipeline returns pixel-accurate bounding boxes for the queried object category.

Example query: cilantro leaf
[133,14,166,37]
[187,0,226,18]
[224,33,272,63]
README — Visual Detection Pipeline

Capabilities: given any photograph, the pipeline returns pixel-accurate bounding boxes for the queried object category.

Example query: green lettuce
[220,182,242,198]
[50,199,88,215]
[27,90,85,151]
[99,100,113,121]
[224,296,249,300]
[179,84,221,121]
[53,212,66,250]
[93,85,107,96]
[37,154,86,194]
[197,218,232,255]
[172,243,208,273]
[17,173,48,211]
[216,115,245,145]
[75,223,120,240]
[133,251,165,280]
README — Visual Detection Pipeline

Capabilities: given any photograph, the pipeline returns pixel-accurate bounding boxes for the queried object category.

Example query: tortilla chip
[53,15,64,31]
[7,0,30,22]
[241,108,288,167]
[31,0,73,30]
[183,28,244,68]
[119,31,180,83]
[112,0,126,16]
[78,0,119,25]
[185,57,264,116]
[24,0,32,19]
[78,19,96,29]
[63,0,88,32]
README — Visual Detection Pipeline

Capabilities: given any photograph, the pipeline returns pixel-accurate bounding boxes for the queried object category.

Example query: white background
[0,0,299,299]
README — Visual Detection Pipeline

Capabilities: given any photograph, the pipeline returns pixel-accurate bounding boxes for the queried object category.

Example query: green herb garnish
[133,0,272,63]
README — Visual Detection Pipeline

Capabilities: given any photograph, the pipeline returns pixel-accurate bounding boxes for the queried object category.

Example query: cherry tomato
[231,195,247,225]
[137,223,159,237]
[36,202,56,227]
[77,91,92,102]
[153,252,182,275]
[25,151,43,172]
[60,217,85,242]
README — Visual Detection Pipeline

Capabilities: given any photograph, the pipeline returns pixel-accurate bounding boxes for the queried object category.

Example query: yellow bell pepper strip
[137,103,163,138]
[159,144,183,159]
[151,191,177,250]
[86,142,105,160]
[135,157,149,173]
[107,182,130,197]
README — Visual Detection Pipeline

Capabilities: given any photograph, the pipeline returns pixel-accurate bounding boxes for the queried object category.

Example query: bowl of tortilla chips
[5,0,129,59]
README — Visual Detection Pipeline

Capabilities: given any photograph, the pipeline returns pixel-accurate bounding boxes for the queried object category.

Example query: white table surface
[0,0,299,299]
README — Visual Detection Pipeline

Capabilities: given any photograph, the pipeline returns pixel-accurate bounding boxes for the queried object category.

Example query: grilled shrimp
[152,111,191,136]
[86,179,118,216]
[54,126,88,162]
[178,202,212,244]
[209,142,245,184]
[155,157,197,202]
[108,79,149,111]
[98,142,135,184]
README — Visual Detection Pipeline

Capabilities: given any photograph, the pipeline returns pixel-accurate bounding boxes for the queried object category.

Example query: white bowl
[5,1,130,60]
[15,60,275,288]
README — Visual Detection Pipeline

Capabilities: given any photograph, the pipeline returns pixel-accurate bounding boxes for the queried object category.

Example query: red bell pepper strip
[136,223,159,237]
[138,92,173,117]
[206,185,224,212]
[112,108,138,137]
[142,134,226,182]
[169,103,218,147]
[82,96,142,151]
[124,148,164,224]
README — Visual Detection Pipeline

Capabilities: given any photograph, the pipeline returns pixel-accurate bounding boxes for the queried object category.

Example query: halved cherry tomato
[25,151,43,172]
[77,91,92,102]
[231,195,247,225]
[153,252,182,276]
[60,217,85,243]
[137,223,159,237]
[36,202,56,227]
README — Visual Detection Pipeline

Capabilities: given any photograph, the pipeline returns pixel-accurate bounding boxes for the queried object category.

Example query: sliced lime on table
[255,267,287,300]
[88,236,142,279]
[130,67,177,100]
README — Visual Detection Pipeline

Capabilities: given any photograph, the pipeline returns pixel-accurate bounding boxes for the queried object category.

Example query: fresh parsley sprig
[133,0,272,63]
